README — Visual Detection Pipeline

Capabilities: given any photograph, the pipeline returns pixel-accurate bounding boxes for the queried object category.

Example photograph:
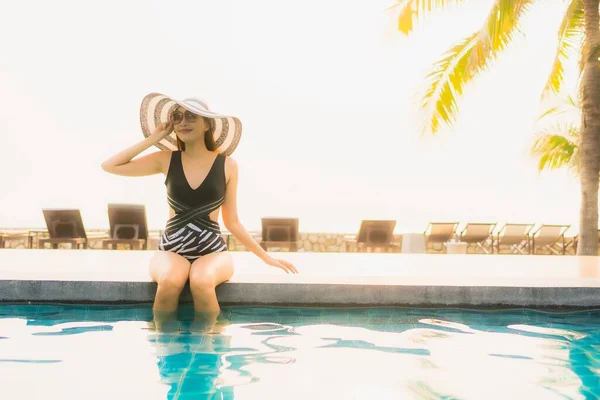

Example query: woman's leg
[188,251,234,313]
[149,250,192,312]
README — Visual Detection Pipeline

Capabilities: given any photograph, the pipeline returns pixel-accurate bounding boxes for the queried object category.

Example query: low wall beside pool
[2,231,404,253]
[1,250,599,307]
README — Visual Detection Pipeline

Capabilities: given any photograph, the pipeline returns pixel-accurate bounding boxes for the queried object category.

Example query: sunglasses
[171,110,199,124]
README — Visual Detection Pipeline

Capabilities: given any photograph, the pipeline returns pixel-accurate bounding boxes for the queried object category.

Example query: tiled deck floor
[1,250,599,307]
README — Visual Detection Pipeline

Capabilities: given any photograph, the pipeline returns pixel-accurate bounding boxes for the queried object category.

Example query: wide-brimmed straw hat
[140,92,242,155]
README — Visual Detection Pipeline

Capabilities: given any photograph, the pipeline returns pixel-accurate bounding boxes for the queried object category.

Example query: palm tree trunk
[578,0,600,255]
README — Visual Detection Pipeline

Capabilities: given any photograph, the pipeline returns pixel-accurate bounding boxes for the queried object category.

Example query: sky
[0,0,582,234]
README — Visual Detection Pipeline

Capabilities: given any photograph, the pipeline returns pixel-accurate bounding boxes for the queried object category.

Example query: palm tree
[392,0,600,255]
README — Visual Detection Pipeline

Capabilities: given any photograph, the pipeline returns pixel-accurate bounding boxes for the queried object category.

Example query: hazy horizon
[0,0,583,235]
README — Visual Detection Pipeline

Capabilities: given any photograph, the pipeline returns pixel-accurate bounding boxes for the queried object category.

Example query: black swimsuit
[159,151,228,261]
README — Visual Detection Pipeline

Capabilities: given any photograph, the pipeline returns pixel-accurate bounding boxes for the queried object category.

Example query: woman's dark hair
[175,114,217,152]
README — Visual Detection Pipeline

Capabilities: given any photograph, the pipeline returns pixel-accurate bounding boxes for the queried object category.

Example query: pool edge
[2,280,599,307]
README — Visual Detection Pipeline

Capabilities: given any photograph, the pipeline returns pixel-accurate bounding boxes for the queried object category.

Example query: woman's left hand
[265,256,298,274]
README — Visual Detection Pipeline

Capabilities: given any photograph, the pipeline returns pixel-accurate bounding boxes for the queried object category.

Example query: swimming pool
[0,304,598,399]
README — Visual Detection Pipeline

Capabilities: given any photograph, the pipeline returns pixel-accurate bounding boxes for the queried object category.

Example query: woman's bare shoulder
[224,155,238,182]
[224,154,237,166]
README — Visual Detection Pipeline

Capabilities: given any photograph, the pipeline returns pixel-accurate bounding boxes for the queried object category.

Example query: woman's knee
[157,273,188,294]
[189,252,234,293]
[189,270,216,293]
[150,251,190,293]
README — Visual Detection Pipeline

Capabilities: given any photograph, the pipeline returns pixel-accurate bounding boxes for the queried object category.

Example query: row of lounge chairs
[0,205,150,250]
[0,206,302,251]
[0,206,581,255]
[422,222,573,255]
[255,220,577,255]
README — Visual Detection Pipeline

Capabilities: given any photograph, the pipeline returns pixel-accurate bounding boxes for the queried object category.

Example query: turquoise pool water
[0,305,598,399]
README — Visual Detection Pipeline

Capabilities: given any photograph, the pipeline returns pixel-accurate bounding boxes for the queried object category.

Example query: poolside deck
[1,249,599,307]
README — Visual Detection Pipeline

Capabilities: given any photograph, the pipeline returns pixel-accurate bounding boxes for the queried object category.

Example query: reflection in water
[147,310,236,399]
[0,305,598,399]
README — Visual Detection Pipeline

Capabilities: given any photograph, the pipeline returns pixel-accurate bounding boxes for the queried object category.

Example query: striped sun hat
[140,92,242,155]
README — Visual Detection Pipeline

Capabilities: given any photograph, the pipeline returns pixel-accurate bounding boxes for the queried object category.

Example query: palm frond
[530,125,579,172]
[565,93,579,108]
[542,0,584,97]
[537,106,562,123]
[392,0,467,35]
[419,32,477,133]
[536,94,581,124]
[420,0,534,134]
[482,0,532,50]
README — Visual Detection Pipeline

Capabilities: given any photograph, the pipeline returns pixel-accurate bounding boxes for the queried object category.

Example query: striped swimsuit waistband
[159,222,227,260]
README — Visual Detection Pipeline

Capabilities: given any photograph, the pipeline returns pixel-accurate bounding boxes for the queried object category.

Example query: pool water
[0,305,598,400]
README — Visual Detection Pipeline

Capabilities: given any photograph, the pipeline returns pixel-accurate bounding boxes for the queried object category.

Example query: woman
[102,93,298,314]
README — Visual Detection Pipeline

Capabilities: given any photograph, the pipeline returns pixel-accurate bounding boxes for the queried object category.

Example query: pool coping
[1,250,600,307]
[2,280,600,308]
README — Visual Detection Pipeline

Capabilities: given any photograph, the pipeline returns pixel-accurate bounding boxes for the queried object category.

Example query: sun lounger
[459,222,496,254]
[102,204,148,250]
[495,223,534,254]
[424,222,459,253]
[345,220,398,253]
[530,224,571,255]
[39,209,88,249]
[563,228,600,254]
[260,217,299,252]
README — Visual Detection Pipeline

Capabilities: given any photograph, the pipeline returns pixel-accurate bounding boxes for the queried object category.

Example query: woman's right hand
[150,121,174,141]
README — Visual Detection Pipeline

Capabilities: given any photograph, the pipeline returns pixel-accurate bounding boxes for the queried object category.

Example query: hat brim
[140,93,242,155]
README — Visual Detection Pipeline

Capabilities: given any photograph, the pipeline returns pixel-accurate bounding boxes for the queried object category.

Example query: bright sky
[0,0,581,234]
